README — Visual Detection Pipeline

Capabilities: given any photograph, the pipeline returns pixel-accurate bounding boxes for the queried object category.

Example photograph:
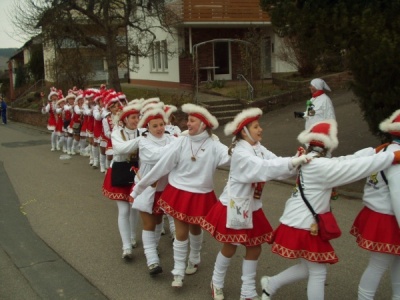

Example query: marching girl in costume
[64,91,76,155]
[54,95,66,152]
[70,91,85,155]
[260,120,400,300]
[41,87,59,151]
[80,89,96,157]
[132,108,177,276]
[92,92,107,169]
[202,108,310,300]
[102,103,143,259]
[351,110,400,300]
[131,104,230,288]
[84,91,97,164]
[102,94,121,173]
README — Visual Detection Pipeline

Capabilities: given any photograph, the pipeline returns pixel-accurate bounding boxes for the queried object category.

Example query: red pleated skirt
[350,206,400,255]
[157,184,217,225]
[271,223,339,264]
[102,168,131,202]
[55,117,63,133]
[86,116,94,134]
[81,116,88,133]
[201,201,273,246]
[47,114,56,131]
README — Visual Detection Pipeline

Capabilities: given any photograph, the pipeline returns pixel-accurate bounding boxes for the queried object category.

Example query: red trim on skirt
[271,223,338,264]
[153,192,164,215]
[102,168,131,201]
[157,184,217,225]
[351,206,400,255]
[201,201,273,246]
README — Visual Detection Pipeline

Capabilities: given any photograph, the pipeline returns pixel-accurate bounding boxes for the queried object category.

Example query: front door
[213,41,231,80]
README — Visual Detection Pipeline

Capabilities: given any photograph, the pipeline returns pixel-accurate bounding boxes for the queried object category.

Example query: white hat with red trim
[164,105,178,119]
[142,97,160,108]
[74,90,84,104]
[48,87,58,101]
[56,97,66,106]
[65,89,77,101]
[119,103,142,121]
[140,102,164,115]
[224,108,262,136]
[138,108,168,128]
[181,103,219,129]
[297,119,338,150]
[379,109,400,137]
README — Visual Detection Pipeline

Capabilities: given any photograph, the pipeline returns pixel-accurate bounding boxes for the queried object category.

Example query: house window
[162,40,168,70]
[150,40,168,72]
[133,45,139,65]
[90,58,104,71]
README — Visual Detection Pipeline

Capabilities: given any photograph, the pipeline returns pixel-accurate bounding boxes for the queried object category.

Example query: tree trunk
[105,34,122,92]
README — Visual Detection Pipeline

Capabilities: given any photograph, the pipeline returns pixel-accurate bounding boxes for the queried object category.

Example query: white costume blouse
[304,93,336,130]
[363,143,400,226]
[279,148,395,230]
[135,133,176,191]
[41,101,56,114]
[219,140,296,212]
[111,127,141,163]
[132,130,230,197]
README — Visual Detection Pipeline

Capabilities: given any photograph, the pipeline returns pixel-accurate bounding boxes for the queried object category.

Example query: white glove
[291,154,313,168]
[294,146,306,157]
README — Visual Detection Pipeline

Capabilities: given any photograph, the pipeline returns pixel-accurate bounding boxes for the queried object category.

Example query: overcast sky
[0,0,26,49]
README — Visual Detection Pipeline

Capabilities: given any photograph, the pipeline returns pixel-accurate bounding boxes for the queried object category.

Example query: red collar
[312,90,324,98]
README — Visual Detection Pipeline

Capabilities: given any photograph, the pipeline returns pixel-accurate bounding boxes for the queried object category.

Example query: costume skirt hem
[201,201,273,246]
[271,223,338,264]
[350,206,400,255]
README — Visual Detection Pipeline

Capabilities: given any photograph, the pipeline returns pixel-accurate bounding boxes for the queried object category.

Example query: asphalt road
[0,89,392,300]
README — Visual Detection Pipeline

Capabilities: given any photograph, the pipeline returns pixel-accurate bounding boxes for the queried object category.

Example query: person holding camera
[294,78,336,130]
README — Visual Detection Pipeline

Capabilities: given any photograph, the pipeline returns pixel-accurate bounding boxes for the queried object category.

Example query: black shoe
[149,263,163,276]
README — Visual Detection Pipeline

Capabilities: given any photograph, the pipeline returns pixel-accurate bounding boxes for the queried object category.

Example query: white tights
[358,252,400,300]
[116,201,138,250]
[268,258,327,300]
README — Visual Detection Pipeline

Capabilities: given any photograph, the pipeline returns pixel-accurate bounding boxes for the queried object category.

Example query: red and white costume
[351,110,400,299]
[102,114,114,156]
[102,103,142,255]
[202,107,304,299]
[131,108,177,270]
[132,103,229,281]
[55,99,65,137]
[42,87,58,131]
[132,129,229,224]
[203,139,296,246]
[263,120,396,300]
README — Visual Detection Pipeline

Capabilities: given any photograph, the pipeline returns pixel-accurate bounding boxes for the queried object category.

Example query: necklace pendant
[191,156,196,161]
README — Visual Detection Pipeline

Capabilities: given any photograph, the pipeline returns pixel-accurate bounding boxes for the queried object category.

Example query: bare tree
[11,0,178,91]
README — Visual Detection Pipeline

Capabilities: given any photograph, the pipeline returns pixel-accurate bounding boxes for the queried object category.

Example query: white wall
[271,35,297,73]
[128,24,180,84]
